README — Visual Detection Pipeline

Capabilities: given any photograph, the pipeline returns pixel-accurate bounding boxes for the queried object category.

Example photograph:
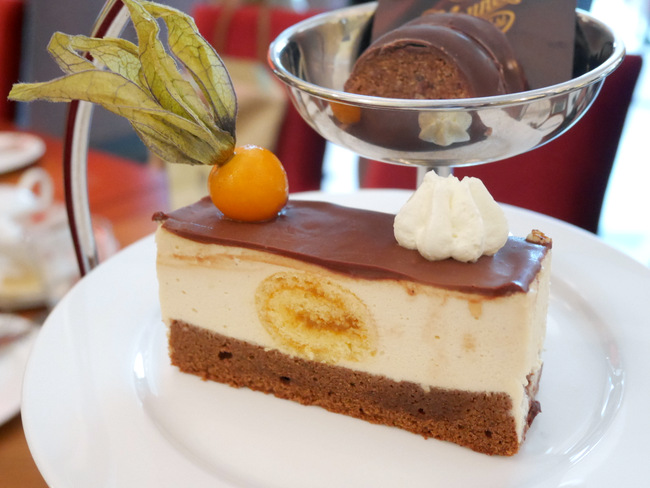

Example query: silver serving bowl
[268,2,625,169]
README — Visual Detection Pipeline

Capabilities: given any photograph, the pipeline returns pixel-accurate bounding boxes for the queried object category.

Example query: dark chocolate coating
[155,198,550,296]
[369,0,576,89]
[339,13,526,150]
[406,13,527,94]
[345,12,526,99]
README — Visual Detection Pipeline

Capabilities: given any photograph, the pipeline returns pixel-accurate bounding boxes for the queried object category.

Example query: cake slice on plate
[7,0,552,456]
[154,173,551,456]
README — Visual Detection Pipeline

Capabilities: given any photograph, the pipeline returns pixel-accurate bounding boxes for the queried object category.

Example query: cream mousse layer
[155,199,551,441]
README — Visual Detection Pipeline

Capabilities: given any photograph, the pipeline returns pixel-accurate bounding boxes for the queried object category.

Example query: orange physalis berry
[330,101,361,125]
[208,144,289,222]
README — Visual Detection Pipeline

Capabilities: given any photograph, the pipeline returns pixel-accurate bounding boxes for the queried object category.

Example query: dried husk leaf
[122,0,206,123]
[48,32,142,85]
[132,122,205,166]
[9,70,233,165]
[143,1,237,135]
[7,0,237,166]
[9,70,162,110]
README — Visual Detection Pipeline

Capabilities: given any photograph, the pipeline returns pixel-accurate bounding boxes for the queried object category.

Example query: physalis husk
[9,0,236,166]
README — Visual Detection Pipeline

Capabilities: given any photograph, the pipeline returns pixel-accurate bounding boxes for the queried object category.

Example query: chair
[360,54,643,234]
[0,0,24,122]
[192,3,328,193]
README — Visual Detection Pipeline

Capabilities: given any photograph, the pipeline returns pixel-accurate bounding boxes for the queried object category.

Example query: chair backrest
[360,54,643,233]
[192,3,328,192]
[0,0,24,122]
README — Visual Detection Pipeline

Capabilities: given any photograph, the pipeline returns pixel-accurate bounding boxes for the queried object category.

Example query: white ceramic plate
[0,316,39,426]
[22,190,650,487]
[0,132,46,174]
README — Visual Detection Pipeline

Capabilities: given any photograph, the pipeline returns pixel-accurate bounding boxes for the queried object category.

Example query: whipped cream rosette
[394,171,509,262]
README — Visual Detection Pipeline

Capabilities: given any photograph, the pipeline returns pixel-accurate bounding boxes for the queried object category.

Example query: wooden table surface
[0,124,169,487]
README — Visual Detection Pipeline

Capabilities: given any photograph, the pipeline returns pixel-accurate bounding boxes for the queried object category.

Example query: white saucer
[0,132,46,175]
[0,314,39,426]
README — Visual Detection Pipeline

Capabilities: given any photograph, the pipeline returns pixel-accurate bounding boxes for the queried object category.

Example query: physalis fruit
[208,145,289,222]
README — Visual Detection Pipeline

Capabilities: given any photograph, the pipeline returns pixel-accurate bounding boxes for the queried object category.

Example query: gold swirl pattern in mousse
[256,272,376,363]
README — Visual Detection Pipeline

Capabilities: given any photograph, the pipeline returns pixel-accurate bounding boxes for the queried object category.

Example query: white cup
[0,169,55,309]
[0,167,53,219]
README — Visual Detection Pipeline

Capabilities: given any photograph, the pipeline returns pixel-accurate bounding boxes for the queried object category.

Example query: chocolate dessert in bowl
[268,1,624,175]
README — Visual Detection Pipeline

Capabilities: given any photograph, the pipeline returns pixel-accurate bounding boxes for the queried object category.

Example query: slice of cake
[154,190,551,456]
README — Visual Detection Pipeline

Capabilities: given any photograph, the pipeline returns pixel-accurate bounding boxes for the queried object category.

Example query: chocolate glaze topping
[155,198,550,297]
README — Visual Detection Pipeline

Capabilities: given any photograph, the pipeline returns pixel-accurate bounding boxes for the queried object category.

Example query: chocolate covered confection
[340,12,526,150]
[370,0,576,89]
[344,12,527,99]
[154,198,552,455]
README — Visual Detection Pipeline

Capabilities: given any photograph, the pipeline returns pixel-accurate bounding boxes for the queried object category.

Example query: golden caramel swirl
[255,272,376,363]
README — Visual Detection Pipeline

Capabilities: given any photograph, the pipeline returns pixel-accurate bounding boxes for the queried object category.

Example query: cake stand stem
[417,166,453,185]
[63,0,129,276]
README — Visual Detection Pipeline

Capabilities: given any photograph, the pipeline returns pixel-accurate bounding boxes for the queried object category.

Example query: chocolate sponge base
[169,319,540,456]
